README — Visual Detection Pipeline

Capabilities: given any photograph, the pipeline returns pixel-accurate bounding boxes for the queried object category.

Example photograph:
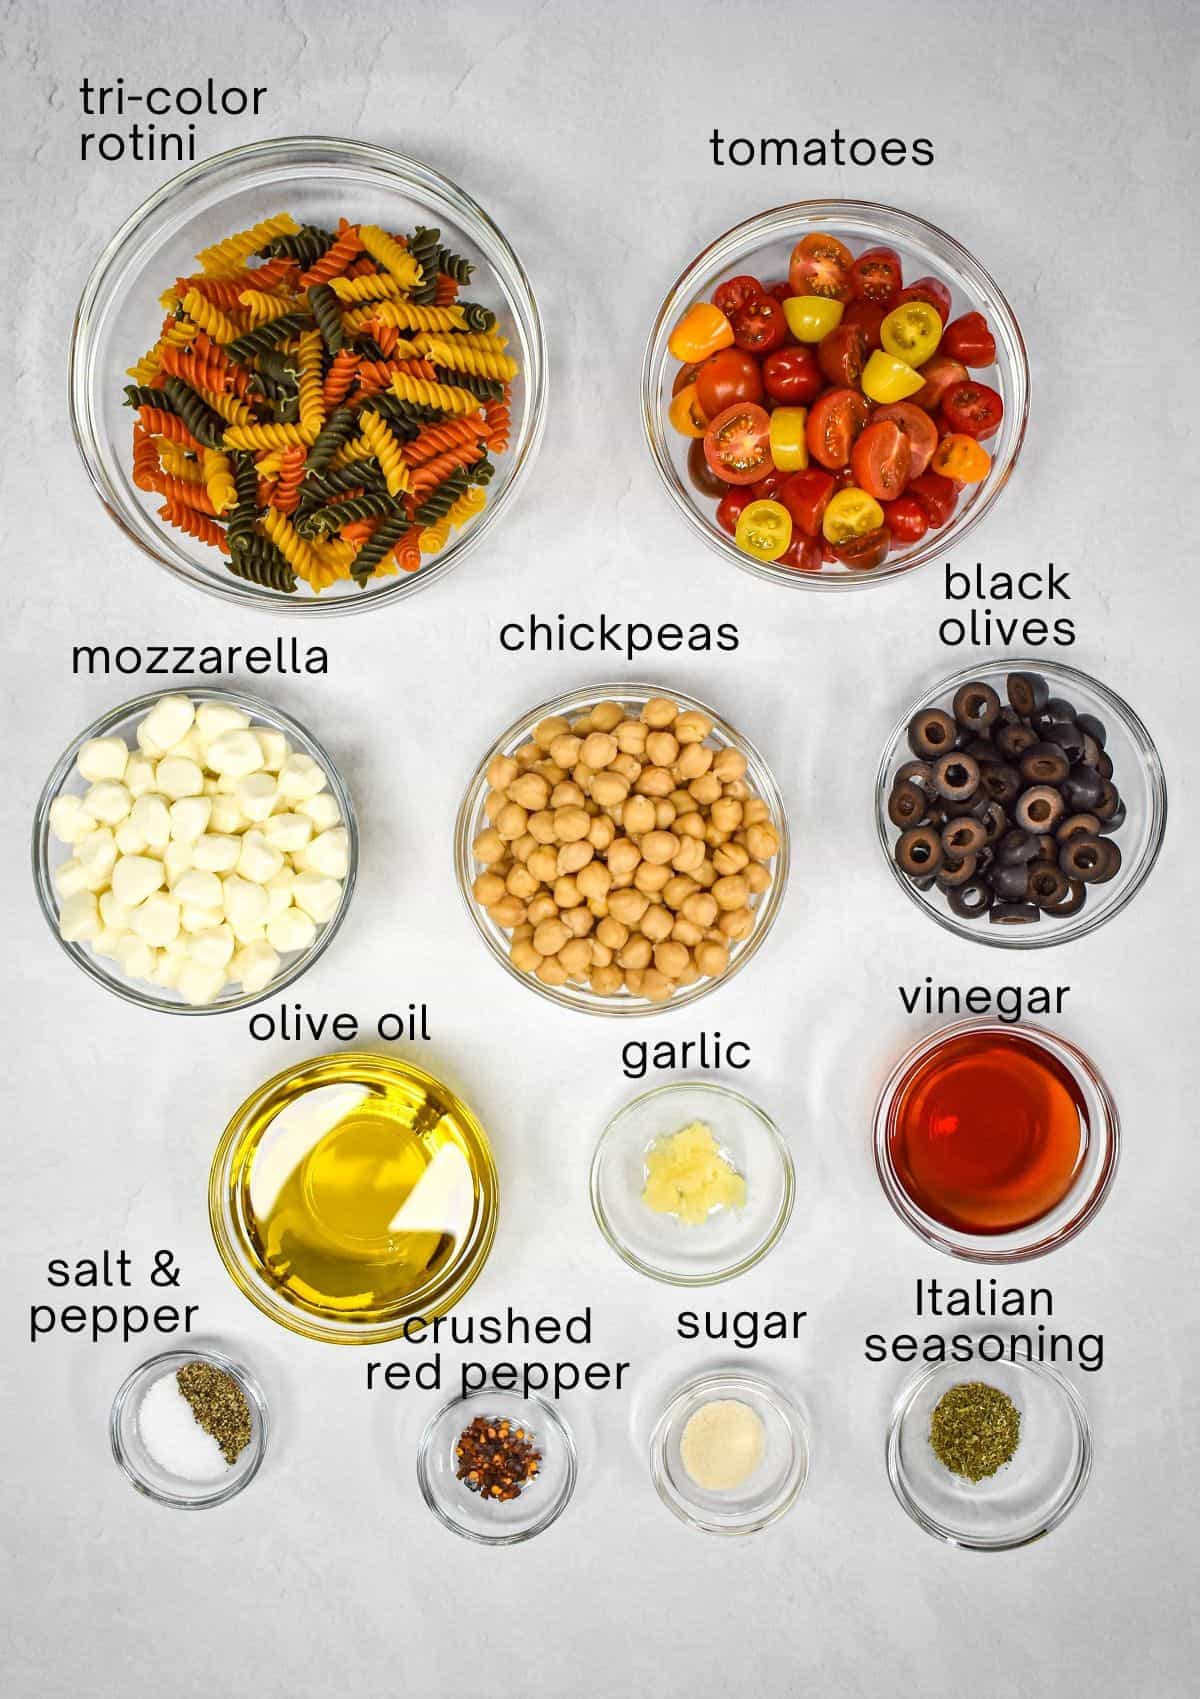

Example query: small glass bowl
[454,682,790,1015]
[651,1370,809,1535]
[110,1347,268,1509]
[70,136,547,615]
[887,1356,1091,1549]
[643,200,1027,591]
[416,1385,577,1545]
[874,1018,1119,1263]
[31,686,358,1014]
[591,1081,794,1284]
[876,658,1166,948]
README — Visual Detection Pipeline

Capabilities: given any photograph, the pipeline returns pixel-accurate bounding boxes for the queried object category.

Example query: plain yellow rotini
[297,327,326,437]
[412,336,519,382]
[388,371,482,416]
[223,421,315,451]
[157,316,201,349]
[156,440,205,481]
[328,272,406,305]
[202,448,238,515]
[420,484,487,552]
[196,213,299,275]
[357,225,423,291]
[239,288,301,328]
[181,289,242,346]
[260,507,329,589]
[343,298,467,335]
[327,433,378,473]
[455,331,511,353]
[127,348,162,384]
[358,409,411,496]
[197,387,257,428]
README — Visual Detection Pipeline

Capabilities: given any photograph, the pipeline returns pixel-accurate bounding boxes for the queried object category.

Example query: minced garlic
[641,1121,746,1225]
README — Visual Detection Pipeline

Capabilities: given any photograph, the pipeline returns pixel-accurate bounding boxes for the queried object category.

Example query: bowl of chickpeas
[454,684,789,1013]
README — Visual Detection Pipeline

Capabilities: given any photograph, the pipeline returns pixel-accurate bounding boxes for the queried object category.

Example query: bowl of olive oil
[209,1053,498,1343]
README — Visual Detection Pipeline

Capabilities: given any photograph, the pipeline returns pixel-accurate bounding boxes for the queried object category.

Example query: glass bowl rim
[109,1344,269,1509]
[641,196,1029,593]
[207,1048,499,1344]
[649,1367,810,1535]
[30,683,359,1015]
[885,1353,1092,1550]
[874,655,1168,949]
[453,679,791,1017]
[589,1078,795,1284]
[872,1016,1120,1263]
[415,1383,578,1545]
[69,133,548,618]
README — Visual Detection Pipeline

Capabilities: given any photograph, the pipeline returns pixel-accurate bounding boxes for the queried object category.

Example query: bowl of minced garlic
[652,1371,809,1534]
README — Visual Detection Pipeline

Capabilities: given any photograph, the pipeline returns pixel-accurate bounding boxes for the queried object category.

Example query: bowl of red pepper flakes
[416,1386,577,1544]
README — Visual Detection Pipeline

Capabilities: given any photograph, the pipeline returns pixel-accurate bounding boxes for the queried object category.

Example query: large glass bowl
[70,136,547,615]
[643,200,1027,591]
[31,686,358,1014]
[454,682,790,1016]
[875,658,1167,948]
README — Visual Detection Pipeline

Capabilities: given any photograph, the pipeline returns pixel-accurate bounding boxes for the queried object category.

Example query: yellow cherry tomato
[932,432,992,483]
[768,407,809,471]
[822,486,885,544]
[861,349,924,404]
[735,498,793,561]
[782,294,845,343]
[668,382,708,438]
[669,301,734,363]
[880,301,943,366]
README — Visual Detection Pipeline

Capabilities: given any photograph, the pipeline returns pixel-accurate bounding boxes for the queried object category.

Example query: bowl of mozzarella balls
[33,690,356,1011]
[456,685,788,1013]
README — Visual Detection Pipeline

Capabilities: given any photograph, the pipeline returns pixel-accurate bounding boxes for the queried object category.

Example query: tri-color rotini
[122,210,518,595]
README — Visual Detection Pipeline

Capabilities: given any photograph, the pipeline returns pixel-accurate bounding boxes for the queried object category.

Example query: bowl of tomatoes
[642,201,1028,589]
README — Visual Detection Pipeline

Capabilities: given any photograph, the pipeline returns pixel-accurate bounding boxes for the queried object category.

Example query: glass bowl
[876,658,1166,948]
[650,1370,809,1535]
[416,1385,577,1545]
[590,1081,794,1284]
[110,1347,268,1509]
[874,1018,1119,1263]
[642,199,1027,591]
[70,136,547,615]
[31,686,358,1014]
[454,682,790,1015]
[209,1052,498,1344]
[887,1356,1091,1549]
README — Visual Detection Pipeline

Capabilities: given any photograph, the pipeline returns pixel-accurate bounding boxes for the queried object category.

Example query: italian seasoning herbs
[455,1414,541,1502]
[929,1381,1021,1482]
[176,1359,253,1465]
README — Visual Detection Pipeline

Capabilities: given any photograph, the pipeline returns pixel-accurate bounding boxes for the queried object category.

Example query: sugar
[137,1371,230,1482]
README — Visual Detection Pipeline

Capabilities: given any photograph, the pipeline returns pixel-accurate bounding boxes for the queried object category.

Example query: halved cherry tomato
[669,301,734,363]
[788,232,854,301]
[713,275,765,316]
[688,437,729,499]
[941,311,997,367]
[850,420,911,502]
[861,350,923,404]
[842,298,886,353]
[703,401,772,484]
[895,277,952,324]
[908,470,958,527]
[762,344,823,405]
[735,498,792,561]
[881,301,943,367]
[695,348,763,417]
[672,362,699,396]
[777,530,824,572]
[749,467,788,501]
[769,406,808,471]
[851,245,903,305]
[668,382,707,437]
[832,524,891,570]
[941,380,1004,440]
[730,294,788,354]
[911,354,968,413]
[782,295,844,343]
[715,486,753,536]
[779,467,836,537]
[871,401,939,478]
[932,433,992,482]
[806,388,870,468]
[764,280,792,305]
[822,486,885,544]
[818,323,868,387]
[880,495,930,544]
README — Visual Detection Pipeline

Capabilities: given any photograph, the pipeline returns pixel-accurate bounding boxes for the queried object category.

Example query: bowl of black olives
[876,660,1166,947]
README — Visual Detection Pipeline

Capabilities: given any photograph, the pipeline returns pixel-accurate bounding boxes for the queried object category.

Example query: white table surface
[3,2,1198,1694]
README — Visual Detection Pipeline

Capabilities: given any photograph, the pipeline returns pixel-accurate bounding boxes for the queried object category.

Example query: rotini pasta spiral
[407,225,442,305]
[388,371,482,416]
[296,327,327,438]
[180,288,242,347]
[307,283,345,355]
[358,409,411,496]
[202,448,238,516]
[225,536,298,593]
[196,213,299,274]
[358,225,423,291]
[415,337,520,382]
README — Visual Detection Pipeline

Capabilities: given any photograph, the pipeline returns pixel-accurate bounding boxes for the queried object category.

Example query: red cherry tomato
[831,524,891,571]
[715,486,753,536]
[672,363,700,396]
[850,245,903,305]
[911,354,969,413]
[703,401,773,484]
[842,298,886,353]
[688,437,730,499]
[870,401,939,478]
[817,324,868,388]
[729,294,788,354]
[749,466,789,501]
[695,348,764,417]
[761,344,823,405]
[776,530,824,572]
[764,280,792,305]
[941,380,1004,440]
[779,467,836,537]
[788,232,854,302]
[894,276,952,324]
[941,311,997,367]
[713,274,766,316]
[850,420,912,502]
[879,494,930,544]
[806,388,870,470]
[908,470,959,527]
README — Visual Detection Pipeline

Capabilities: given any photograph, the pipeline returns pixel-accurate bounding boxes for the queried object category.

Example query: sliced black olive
[1044,721,1087,764]
[989,900,1041,925]
[1097,750,1114,780]
[1033,834,1059,861]
[895,825,944,876]
[997,828,1040,866]
[895,759,936,793]
[910,874,938,892]
[949,879,994,919]
[888,780,928,828]
[1028,863,1070,909]
[995,722,1039,760]
[1007,671,1050,717]
[982,800,1008,843]
[941,817,988,857]
[978,762,1022,805]
[943,792,992,820]
[975,845,995,874]
[1044,879,1088,918]
[952,681,1002,733]
[989,861,1033,901]
[931,751,981,801]
[963,737,998,762]
[1059,833,1108,882]
[1092,839,1123,884]
[1044,696,1077,723]
[1020,742,1070,785]
[1097,800,1127,834]
[1057,812,1101,842]
[937,854,979,890]
[1014,784,1065,833]
[1062,764,1103,810]
[1093,780,1121,821]
[995,706,1022,730]
[908,709,957,761]
[1079,733,1103,768]
[1076,712,1107,749]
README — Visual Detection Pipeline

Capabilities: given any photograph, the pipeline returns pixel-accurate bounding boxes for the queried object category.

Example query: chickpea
[596,916,628,951]
[635,765,674,798]
[675,809,706,840]
[496,801,529,841]
[571,713,593,734]
[581,731,618,770]
[572,761,597,790]
[558,937,592,976]
[641,903,673,942]
[563,905,594,937]
[654,798,678,829]
[642,697,678,729]
[624,969,645,995]
[514,740,539,770]
[538,761,567,785]
[622,795,656,836]
[713,841,750,876]
[528,894,558,926]
[645,730,680,767]
[723,779,750,801]
[487,754,519,790]
[746,862,772,894]
[590,941,613,968]
[591,771,630,808]
[704,823,730,850]
[473,828,505,865]
[654,940,690,979]
[591,700,624,732]
[554,806,591,843]
[676,959,701,988]
[713,747,748,783]
[558,840,594,876]
[514,834,539,864]
[508,771,550,811]
[491,895,528,928]
[506,865,539,900]
[671,917,704,946]
[617,935,653,971]
[553,875,583,909]
[612,752,643,784]
[682,890,718,927]
[692,858,717,888]
[537,957,569,986]
[676,741,714,780]
[743,798,771,827]
[688,772,722,806]
[671,835,706,875]
[528,845,558,884]
[528,809,557,845]
[746,822,780,862]
[640,829,679,866]
[663,874,698,909]
[641,969,675,1002]
[591,964,623,994]
[615,719,648,755]
[511,921,533,942]
[713,873,750,911]
[549,733,582,769]
[588,815,616,851]
[634,861,671,895]
[710,796,743,833]
[720,905,755,941]
[533,715,571,750]
[695,939,730,977]
[674,710,712,744]
[607,837,641,877]
[551,781,586,809]
[484,787,507,823]
[473,871,506,905]
[510,938,541,972]
[533,917,570,957]
[609,886,650,927]
[587,896,610,918]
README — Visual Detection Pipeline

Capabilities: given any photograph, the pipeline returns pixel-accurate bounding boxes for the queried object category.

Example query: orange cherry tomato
[668,382,708,438]
[669,301,734,363]
[932,433,992,483]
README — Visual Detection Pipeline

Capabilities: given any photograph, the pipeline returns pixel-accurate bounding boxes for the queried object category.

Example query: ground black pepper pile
[176,1360,252,1466]
[455,1414,541,1501]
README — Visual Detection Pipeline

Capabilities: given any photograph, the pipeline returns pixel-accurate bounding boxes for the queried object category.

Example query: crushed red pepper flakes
[455,1414,541,1502]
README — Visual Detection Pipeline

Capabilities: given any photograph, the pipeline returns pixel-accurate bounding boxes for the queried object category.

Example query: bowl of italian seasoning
[71,136,547,614]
